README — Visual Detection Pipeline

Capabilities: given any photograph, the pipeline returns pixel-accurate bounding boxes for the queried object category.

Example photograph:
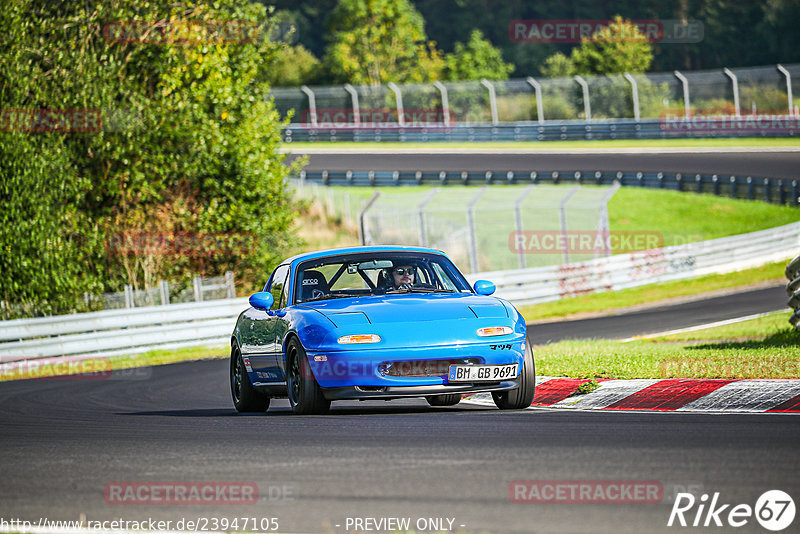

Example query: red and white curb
[464,377,800,413]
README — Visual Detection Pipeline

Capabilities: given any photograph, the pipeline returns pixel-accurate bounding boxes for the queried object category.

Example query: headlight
[338,334,381,344]
[477,326,513,337]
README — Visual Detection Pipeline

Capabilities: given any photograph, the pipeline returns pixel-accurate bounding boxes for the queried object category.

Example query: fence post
[674,71,690,118]
[193,276,203,302]
[467,187,487,273]
[343,83,360,125]
[514,185,536,268]
[623,73,640,121]
[358,191,381,245]
[559,186,580,265]
[596,182,621,257]
[574,75,591,121]
[480,79,498,125]
[417,188,439,247]
[777,65,794,117]
[225,271,235,299]
[723,68,740,116]
[124,284,134,308]
[432,81,451,126]
[159,280,170,305]
[387,82,405,126]
[526,77,544,123]
[300,85,317,127]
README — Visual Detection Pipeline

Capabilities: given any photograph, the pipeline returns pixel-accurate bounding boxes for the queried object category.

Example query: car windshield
[293,252,473,304]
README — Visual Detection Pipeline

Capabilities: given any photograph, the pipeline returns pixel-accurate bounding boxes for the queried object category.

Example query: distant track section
[285,149,800,180]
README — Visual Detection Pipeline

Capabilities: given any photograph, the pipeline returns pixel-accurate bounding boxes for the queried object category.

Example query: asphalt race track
[284,149,800,179]
[1,287,798,534]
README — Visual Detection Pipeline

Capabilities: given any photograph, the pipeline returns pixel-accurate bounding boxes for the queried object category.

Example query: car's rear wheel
[286,338,330,415]
[492,341,535,410]
[426,394,461,406]
[230,341,270,412]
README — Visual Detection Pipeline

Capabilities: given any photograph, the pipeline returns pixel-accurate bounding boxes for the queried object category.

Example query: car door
[269,269,292,382]
[245,264,289,384]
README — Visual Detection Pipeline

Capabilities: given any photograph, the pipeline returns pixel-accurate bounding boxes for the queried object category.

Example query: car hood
[298,293,508,327]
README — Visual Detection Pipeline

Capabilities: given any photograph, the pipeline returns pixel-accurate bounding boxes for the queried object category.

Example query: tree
[444,29,513,81]
[323,0,444,85]
[266,44,321,87]
[540,52,575,78]
[569,15,654,75]
[0,0,298,317]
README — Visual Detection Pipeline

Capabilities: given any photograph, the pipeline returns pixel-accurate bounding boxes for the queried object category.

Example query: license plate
[448,363,518,382]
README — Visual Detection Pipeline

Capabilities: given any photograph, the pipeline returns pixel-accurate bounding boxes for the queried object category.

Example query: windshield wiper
[301,292,361,302]
[385,287,455,294]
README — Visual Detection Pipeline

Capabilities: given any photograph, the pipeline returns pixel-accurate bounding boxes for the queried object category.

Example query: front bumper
[322,380,519,401]
[306,339,526,389]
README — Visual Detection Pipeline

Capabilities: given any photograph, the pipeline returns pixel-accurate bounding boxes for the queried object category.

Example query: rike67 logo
[668,490,795,531]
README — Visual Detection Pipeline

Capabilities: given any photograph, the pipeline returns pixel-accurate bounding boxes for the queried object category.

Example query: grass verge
[535,311,799,379]
[284,137,800,150]
[518,261,786,322]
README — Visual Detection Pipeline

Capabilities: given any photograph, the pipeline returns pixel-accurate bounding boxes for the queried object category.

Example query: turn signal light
[338,334,382,344]
[477,326,513,337]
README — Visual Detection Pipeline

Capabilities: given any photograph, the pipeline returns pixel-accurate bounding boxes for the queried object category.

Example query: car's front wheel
[492,341,535,410]
[230,341,270,412]
[286,337,330,415]
[426,394,461,407]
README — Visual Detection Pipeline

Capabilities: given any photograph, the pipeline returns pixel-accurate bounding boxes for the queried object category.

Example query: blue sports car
[230,246,535,414]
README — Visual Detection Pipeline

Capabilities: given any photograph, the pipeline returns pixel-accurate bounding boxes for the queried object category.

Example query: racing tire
[426,394,462,407]
[230,341,270,413]
[286,338,330,415]
[492,341,535,410]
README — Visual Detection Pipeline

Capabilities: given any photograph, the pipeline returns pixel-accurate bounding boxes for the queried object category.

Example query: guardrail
[295,169,799,207]
[0,298,248,363]
[1,223,798,365]
[786,256,800,329]
[283,118,800,143]
[470,222,800,305]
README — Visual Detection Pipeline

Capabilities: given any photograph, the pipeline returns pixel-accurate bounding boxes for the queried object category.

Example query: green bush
[0,0,298,317]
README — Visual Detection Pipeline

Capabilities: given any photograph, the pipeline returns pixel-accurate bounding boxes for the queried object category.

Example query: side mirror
[473,280,496,296]
[249,291,274,311]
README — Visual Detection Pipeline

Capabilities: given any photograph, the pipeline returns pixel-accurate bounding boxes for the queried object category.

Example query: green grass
[518,261,786,321]
[284,137,800,150]
[535,311,800,379]
[0,344,227,382]
[608,188,799,247]
[314,184,800,250]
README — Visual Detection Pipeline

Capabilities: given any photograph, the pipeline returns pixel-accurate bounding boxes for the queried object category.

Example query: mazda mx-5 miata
[230,246,535,414]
